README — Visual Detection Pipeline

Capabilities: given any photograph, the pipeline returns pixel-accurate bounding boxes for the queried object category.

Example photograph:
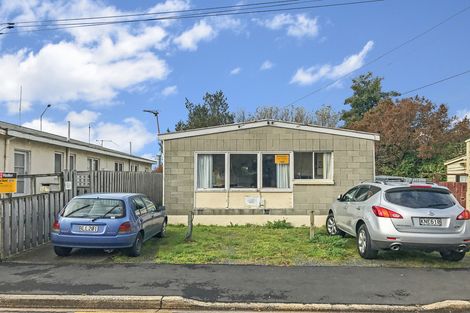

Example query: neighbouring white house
[0,120,155,195]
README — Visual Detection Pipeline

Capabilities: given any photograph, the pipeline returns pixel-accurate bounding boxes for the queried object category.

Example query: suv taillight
[118,222,132,234]
[457,210,470,221]
[52,220,60,232]
[372,206,403,219]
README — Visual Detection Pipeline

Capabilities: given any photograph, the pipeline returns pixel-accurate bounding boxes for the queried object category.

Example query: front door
[14,151,30,195]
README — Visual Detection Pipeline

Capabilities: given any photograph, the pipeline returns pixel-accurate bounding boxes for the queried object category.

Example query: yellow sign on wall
[0,172,17,193]
[275,154,290,165]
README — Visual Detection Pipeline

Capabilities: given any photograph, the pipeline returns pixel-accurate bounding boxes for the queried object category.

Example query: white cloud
[0,0,174,107]
[260,60,274,71]
[4,100,32,115]
[290,41,374,86]
[457,110,470,121]
[173,16,242,51]
[23,112,155,154]
[230,67,241,75]
[173,20,216,51]
[65,110,100,126]
[161,85,178,96]
[140,153,157,161]
[255,14,319,38]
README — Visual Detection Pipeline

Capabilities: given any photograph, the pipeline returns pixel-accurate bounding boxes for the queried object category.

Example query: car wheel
[326,213,345,237]
[440,250,466,262]
[157,220,167,238]
[127,233,143,257]
[356,224,378,259]
[54,246,72,257]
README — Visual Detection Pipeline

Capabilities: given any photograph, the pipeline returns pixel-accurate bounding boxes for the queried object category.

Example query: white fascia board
[7,130,154,164]
[159,121,380,141]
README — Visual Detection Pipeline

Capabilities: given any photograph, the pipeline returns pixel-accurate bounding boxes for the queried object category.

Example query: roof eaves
[159,120,380,141]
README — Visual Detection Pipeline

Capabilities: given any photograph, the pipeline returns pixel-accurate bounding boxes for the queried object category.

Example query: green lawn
[113,223,470,268]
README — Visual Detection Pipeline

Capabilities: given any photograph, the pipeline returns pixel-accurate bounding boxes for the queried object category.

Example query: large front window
[197,154,225,189]
[262,154,290,188]
[230,154,257,188]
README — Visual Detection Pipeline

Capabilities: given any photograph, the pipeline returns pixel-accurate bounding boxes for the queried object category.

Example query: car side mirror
[337,194,343,201]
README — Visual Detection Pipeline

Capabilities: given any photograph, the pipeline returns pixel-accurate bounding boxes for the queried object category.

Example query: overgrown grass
[113,223,470,268]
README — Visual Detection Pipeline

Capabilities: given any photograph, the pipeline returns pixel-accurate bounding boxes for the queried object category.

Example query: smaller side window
[342,187,358,202]
[354,186,370,202]
[132,198,146,216]
[142,197,157,213]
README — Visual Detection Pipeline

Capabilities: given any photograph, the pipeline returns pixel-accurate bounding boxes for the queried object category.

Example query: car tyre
[326,213,345,237]
[440,250,466,262]
[127,233,143,257]
[357,224,378,259]
[157,220,167,238]
[54,246,72,257]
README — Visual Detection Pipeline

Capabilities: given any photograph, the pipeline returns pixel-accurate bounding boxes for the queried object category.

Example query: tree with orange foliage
[348,97,470,178]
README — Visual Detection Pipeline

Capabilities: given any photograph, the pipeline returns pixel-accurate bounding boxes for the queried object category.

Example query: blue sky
[0,0,469,160]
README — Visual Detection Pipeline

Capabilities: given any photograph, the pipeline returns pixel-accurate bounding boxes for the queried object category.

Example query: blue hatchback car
[51,193,167,257]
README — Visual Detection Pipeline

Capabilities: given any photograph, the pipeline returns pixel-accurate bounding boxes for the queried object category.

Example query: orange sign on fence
[0,172,17,193]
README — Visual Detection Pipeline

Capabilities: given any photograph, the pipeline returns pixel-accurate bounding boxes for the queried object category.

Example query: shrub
[265,219,293,229]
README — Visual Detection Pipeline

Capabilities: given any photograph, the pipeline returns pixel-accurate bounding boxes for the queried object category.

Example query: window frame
[194,151,293,192]
[69,154,76,171]
[54,152,63,173]
[293,151,334,185]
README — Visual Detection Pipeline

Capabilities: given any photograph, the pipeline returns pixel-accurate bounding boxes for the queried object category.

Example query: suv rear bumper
[372,240,469,252]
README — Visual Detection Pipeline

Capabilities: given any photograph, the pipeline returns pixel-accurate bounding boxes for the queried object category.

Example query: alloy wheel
[358,229,367,254]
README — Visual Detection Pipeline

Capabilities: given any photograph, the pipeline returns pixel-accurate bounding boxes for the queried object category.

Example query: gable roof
[444,155,466,166]
[159,120,380,141]
[0,120,154,164]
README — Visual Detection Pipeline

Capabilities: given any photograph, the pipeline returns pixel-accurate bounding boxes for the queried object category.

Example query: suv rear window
[385,188,455,209]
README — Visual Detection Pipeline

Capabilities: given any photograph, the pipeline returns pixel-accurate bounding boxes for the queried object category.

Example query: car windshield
[385,188,455,209]
[63,198,125,218]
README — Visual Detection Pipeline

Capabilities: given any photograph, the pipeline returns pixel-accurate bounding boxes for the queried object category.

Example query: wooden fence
[437,182,467,208]
[0,171,162,259]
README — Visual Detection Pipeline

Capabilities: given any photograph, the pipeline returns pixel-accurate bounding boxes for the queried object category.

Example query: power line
[1,0,383,35]
[2,0,315,25]
[401,69,470,95]
[286,4,470,105]
[5,0,331,29]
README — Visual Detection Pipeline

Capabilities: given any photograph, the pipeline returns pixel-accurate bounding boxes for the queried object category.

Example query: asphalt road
[0,261,469,306]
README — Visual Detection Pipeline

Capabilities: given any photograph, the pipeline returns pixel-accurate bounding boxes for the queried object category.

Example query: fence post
[0,200,4,260]
[185,211,194,241]
[309,210,315,240]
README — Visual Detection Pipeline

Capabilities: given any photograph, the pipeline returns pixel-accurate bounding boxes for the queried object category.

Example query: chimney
[67,121,71,142]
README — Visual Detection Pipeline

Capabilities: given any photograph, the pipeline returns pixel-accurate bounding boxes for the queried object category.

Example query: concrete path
[0,261,469,306]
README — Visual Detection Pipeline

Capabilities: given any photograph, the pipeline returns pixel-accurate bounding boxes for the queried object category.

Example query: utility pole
[40,104,51,131]
[129,142,132,155]
[88,123,92,144]
[143,109,161,166]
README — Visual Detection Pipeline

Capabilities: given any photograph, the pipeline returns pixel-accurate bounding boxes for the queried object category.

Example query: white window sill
[195,188,227,192]
[293,179,335,185]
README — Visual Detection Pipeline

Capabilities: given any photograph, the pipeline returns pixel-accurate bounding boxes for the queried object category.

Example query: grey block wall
[163,126,375,215]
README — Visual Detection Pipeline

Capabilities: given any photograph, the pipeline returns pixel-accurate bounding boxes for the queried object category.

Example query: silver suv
[326,181,470,261]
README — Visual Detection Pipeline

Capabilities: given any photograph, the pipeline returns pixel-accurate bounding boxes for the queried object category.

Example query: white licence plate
[419,218,442,226]
[78,225,99,232]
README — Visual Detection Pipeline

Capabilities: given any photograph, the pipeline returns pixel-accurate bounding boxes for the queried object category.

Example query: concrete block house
[160,120,380,224]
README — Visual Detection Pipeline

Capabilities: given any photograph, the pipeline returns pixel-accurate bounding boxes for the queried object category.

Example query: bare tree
[235,104,340,127]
